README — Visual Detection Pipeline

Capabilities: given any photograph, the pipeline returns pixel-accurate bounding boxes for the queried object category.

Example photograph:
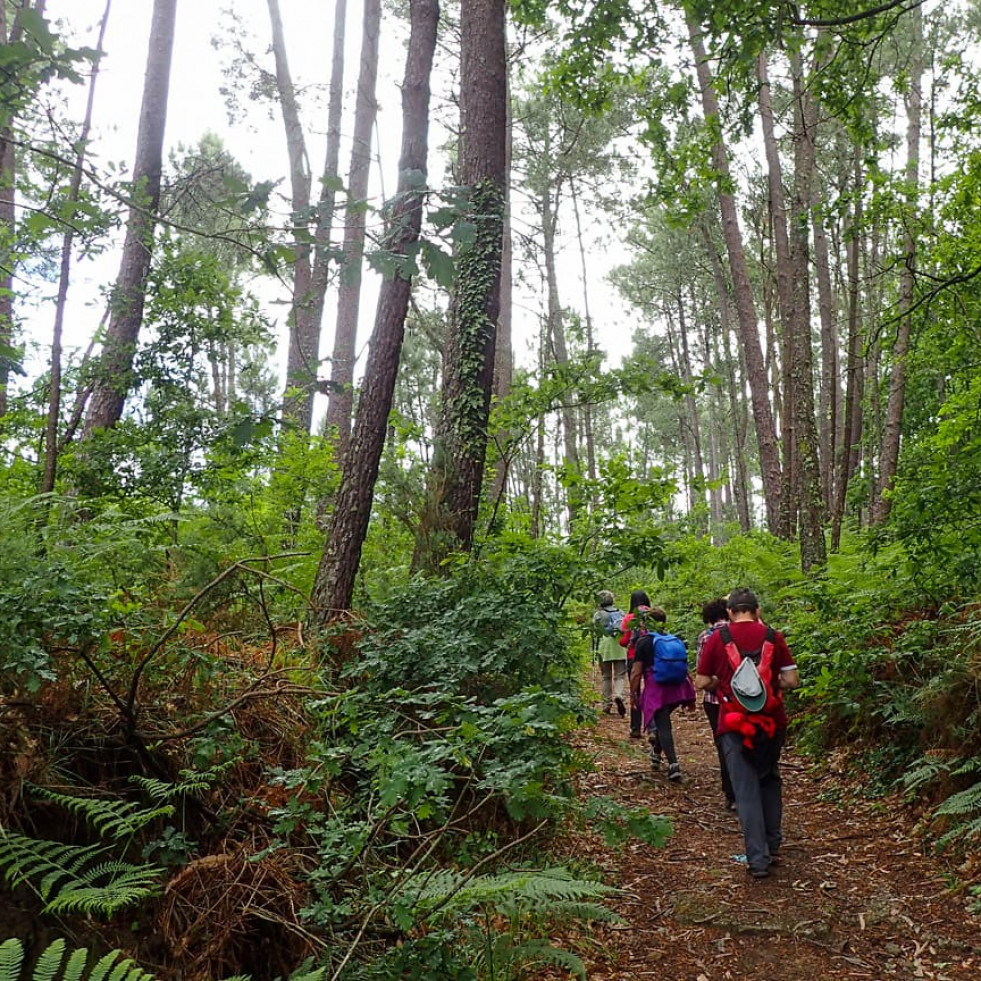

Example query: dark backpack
[650,632,689,684]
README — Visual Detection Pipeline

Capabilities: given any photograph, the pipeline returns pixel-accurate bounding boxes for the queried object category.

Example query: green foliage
[0,939,153,981]
[0,831,162,917]
[583,795,672,849]
[402,867,620,981]
[26,786,174,840]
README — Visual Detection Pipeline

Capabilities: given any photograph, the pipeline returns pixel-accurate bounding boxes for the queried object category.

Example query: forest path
[561,674,981,981]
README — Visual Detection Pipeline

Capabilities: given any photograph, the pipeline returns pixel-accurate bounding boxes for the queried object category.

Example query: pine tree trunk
[81,0,177,436]
[831,154,864,551]
[759,49,802,538]
[414,0,506,570]
[812,206,838,510]
[700,220,752,532]
[308,0,347,365]
[0,1,44,417]
[39,1,111,496]
[324,0,381,453]
[789,48,827,571]
[268,0,315,432]
[874,2,922,524]
[310,0,438,622]
[688,16,782,533]
[488,62,513,516]
[541,184,581,527]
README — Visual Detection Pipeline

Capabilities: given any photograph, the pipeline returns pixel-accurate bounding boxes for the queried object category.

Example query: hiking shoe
[603,705,612,715]
[649,748,662,771]
[629,729,642,740]
[614,697,626,717]
[667,763,682,783]
[749,866,771,879]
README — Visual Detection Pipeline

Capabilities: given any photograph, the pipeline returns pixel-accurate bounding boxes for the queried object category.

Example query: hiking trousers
[703,702,735,804]
[599,658,627,710]
[720,730,786,874]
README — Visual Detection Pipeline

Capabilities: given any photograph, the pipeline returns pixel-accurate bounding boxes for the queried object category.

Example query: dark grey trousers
[720,730,785,873]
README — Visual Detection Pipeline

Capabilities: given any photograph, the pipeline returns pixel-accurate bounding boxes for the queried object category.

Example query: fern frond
[61,946,90,981]
[409,866,618,917]
[937,815,981,847]
[32,940,65,981]
[0,941,153,981]
[130,769,219,802]
[28,786,174,839]
[496,938,586,981]
[934,781,981,817]
[0,940,25,981]
[0,831,162,917]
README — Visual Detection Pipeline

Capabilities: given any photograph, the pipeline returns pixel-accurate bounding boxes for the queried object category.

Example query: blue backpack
[602,608,625,636]
[651,632,689,684]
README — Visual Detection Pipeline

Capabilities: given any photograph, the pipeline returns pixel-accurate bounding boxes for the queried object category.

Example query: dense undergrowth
[4,483,981,978]
[0,498,668,981]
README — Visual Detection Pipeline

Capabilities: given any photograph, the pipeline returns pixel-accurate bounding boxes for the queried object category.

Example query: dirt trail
[563,686,981,981]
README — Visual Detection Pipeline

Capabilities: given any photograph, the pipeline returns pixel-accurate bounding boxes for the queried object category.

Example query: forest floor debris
[558,684,981,981]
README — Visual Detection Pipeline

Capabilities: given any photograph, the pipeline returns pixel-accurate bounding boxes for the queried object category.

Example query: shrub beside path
[559,684,981,981]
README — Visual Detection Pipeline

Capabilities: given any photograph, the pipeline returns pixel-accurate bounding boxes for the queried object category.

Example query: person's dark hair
[596,589,615,607]
[701,598,728,624]
[629,589,650,613]
[646,605,667,624]
[726,587,759,614]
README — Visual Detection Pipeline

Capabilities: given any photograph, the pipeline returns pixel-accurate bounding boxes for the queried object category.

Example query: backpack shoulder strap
[719,624,744,670]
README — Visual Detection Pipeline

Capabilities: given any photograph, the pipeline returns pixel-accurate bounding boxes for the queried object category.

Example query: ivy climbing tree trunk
[413,0,506,571]
[324,0,381,455]
[81,0,177,437]
[310,0,438,623]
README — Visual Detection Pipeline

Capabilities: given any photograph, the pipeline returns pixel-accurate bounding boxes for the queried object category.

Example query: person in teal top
[593,590,627,716]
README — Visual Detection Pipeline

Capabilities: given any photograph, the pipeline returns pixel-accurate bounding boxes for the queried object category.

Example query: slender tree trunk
[788,47,827,571]
[570,180,598,496]
[81,0,177,436]
[39,0,111,496]
[831,155,864,550]
[812,204,838,509]
[324,0,381,453]
[268,0,316,432]
[308,0,347,353]
[874,2,922,523]
[310,0,438,622]
[701,221,752,531]
[0,1,43,417]
[677,290,706,528]
[688,16,782,532]
[489,65,513,513]
[414,0,506,569]
[757,51,798,538]
[541,182,581,527]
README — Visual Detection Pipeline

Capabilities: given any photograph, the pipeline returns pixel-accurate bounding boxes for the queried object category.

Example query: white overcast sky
[37,1,632,400]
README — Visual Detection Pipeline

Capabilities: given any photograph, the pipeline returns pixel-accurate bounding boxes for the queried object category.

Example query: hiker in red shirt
[695,588,799,879]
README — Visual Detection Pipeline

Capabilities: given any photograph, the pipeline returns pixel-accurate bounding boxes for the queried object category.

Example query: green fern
[490,938,586,981]
[0,939,154,981]
[27,787,174,840]
[411,866,619,918]
[0,830,162,917]
[130,763,232,801]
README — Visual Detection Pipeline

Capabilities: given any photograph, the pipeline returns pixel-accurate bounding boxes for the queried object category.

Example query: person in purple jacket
[629,606,696,782]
